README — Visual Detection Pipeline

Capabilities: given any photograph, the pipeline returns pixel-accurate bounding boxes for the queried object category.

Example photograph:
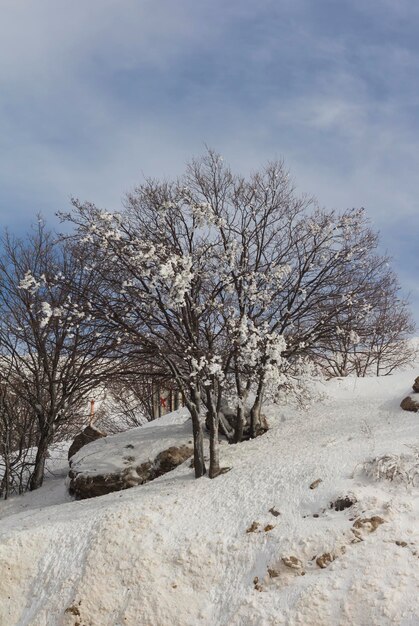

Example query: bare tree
[0,221,125,490]
[311,272,416,377]
[65,150,414,477]
[0,362,39,498]
[96,370,182,433]
[65,193,227,478]
[180,152,414,434]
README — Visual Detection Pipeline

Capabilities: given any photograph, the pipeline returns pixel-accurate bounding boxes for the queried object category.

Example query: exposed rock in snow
[153,445,194,477]
[400,394,419,412]
[310,478,323,490]
[400,375,419,411]
[68,444,194,500]
[68,413,194,499]
[282,555,303,569]
[353,515,385,533]
[68,424,107,461]
[316,552,335,568]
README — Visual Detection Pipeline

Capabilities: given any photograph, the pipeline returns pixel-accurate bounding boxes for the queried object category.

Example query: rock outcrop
[400,377,419,412]
[68,425,107,461]
[400,395,419,413]
[154,446,194,477]
[69,444,193,499]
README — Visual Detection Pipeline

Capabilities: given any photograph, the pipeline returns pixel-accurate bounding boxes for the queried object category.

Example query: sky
[0,0,418,321]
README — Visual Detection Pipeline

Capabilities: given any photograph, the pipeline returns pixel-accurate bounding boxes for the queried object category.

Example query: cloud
[0,0,418,321]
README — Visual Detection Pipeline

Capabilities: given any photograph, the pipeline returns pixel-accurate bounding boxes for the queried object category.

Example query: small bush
[358,450,419,487]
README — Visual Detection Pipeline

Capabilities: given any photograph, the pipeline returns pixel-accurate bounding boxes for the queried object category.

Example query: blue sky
[0,0,418,321]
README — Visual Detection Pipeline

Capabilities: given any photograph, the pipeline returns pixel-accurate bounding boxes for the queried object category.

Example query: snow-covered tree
[0,221,124,489]
[65,150,414,477]
[180,152,414,432]
[311,270,416,377]
[66,191,230,478]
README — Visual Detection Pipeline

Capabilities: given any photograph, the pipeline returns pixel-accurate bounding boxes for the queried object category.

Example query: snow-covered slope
[1,369,419,626]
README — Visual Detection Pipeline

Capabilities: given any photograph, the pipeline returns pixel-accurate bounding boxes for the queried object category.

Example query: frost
[359,451,419,487]
[349,330,360,345]
[190,202,226,228]
[159,259,176,279]
[18,271,41,294]
[39,302,53,328]
[159,255,194,306]
[39,302,63,328]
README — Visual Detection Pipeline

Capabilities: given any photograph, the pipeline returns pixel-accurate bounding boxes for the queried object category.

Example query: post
[89,398,95,425]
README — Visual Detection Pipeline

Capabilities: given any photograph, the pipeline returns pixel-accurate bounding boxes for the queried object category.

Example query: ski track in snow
[0,369,419,625]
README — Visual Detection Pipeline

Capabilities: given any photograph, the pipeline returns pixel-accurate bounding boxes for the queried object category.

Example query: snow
[18,271,41,293]
[1,366,419,625]
[39,301,53,328]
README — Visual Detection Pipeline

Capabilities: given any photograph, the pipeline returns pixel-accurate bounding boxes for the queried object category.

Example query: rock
[68,425,107,461]
[282,556,303,569]
[205,399,269,442]
[264,524,275,532]
[267,568,280,578]
[351,528,363,543]
[413,376,419,393]
[269,507,281,517]
[135,461,154,483]
[353,516,385,533]
[400,395,419,412]
[68,468,129,499]
[316,553,335,569]
[310,478,322,490]
[65,605,81,617]
[69,445,193,499]
[70,470,137,499]
[154,446,194,477]
[246,521,260,533]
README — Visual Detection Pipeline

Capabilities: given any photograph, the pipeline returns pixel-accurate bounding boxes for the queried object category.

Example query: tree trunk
[250,379,264,439]
[234,405,245,443]
[165,363,206,478]
[233,373,250,444]
[0,459,10,499]
[205,388,220,478]
[233,361,244,443]
[29,430,51,491]
[189,388,206,478]
[0,431,11,499]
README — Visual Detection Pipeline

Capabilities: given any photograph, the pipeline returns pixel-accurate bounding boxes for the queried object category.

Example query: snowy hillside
[1,367,419,626]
